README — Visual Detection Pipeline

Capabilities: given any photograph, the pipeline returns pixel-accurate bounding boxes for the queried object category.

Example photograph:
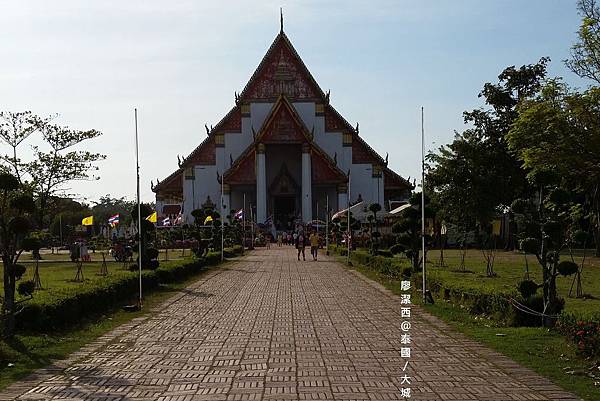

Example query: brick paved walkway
[1,248,581,400]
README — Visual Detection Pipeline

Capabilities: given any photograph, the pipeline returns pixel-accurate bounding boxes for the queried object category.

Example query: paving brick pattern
[1,248,582,400]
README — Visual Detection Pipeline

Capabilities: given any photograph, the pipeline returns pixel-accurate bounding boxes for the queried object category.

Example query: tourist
[295,231,306,261]
[277,233,283,247]
[309,230,319,261]
[266,233,271,249]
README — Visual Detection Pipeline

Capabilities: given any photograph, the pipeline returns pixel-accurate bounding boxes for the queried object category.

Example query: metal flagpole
[221,173,224,261]
[250,204,254,249]
[135,108,143,309]
[421,106,427,304]
[325,195,329,255]
[347,169,351,264]
[243,193,246,251]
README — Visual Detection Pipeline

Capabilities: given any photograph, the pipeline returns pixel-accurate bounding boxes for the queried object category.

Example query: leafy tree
[0,111,104,228]
[566,0,600,84]
[508,81,600,256]
[427,58,549,252]
[367,203,382,254]
[25,124,105,227]
[391,193,434,272]
[0,172,36,337]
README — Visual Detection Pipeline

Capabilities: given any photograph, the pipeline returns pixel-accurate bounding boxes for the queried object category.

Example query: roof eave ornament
[150,180,155,191]
[251,125,257,140]
[325,90,330,105]
[205,123,210,136]
[177,155,183,168]
[280,7,284,33]
[385,152,389,167]
[234,91,240,105]
[355,122,359,134]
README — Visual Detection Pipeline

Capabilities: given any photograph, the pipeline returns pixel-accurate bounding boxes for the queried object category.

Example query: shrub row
[329,245,411,279]
[17,247,242,332]
[557,313,600,357]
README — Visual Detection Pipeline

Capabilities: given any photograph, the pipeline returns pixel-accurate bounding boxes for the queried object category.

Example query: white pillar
[256,144,267,224]
[302,144,312,222]
[337,184,348,212]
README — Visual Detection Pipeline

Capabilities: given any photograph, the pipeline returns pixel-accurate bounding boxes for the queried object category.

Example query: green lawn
[3,250,191,304]
[347,260,600,401]
[424,249,600,318]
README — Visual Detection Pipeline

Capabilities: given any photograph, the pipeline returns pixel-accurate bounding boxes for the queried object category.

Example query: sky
[0,0,589,204]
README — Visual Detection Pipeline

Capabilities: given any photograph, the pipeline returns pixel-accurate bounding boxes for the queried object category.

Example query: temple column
[256,143,267,224]
[222,183,231,221]
[302,143,312,222]
[337,183,348,211]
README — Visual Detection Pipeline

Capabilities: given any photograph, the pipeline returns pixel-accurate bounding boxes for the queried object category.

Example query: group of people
[273,229,321,261]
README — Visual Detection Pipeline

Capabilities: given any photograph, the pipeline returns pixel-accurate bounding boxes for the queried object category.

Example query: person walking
[309,230,319,261]
[296,231,306,261]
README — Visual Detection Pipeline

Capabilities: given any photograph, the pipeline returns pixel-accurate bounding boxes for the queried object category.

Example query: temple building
[152,24,412,232]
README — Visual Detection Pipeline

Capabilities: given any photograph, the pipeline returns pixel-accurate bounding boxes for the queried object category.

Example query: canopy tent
[389,203,412,215]
[332,202,391,223]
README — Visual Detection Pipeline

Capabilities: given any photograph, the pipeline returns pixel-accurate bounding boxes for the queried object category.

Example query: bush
[390,244,404,255]
[557,260,578,276]
[557,314,600,357]
[17,280,35,297]
[518,280,538,298]
[377,249,392,258]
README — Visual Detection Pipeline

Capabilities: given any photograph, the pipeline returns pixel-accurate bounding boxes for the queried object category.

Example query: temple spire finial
[280,7,284,33]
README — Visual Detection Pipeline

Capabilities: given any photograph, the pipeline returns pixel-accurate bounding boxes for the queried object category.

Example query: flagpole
[135,108,142,309]
[347,169,351,265]
[421,106,427,304]
[220,173,224,262]
[250,204,254,250]
[325,195,329,255]
[243,193,246,251]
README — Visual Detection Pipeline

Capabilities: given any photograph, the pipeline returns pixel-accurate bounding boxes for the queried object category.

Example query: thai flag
[108,214,119,227]
[162,217,171,226]
[174,213,183,225]
[234,209,244,220]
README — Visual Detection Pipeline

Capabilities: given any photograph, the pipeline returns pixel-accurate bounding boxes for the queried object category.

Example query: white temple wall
[250,103,274,131]
[349,163,375,205]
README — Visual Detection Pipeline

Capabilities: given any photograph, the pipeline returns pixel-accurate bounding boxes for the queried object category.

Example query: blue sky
[0,0,588,204]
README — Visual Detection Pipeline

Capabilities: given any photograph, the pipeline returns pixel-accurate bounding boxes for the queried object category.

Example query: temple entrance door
[273,196,296,231]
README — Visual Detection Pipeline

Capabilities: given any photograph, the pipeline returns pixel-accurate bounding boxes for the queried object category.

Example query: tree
[0,112,104,228]
[0,172,36,337]
[427,59,549,252]
[510,173,579,327]
[367,203,382,255]
[508,81,600,256]
[566,0,600,84]
[25,123,105,227]
[391,193,434,272]
[131,203,157,269]
[0,111,50,183]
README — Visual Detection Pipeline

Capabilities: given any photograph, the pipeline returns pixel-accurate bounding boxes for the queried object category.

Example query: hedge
[16,247,242,332]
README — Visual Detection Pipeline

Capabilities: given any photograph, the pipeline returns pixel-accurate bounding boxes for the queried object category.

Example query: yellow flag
[146,212,157,223]
[204,215,213,224]
[81,216,94,226]
[492,219,501,235]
